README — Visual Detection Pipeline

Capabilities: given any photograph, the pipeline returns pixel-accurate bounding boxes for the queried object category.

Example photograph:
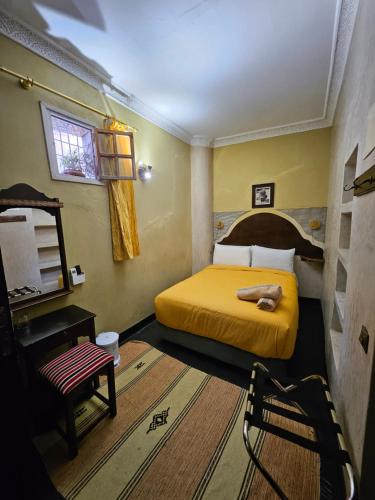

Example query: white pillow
[213,244,251,267]
[251,245,295,272]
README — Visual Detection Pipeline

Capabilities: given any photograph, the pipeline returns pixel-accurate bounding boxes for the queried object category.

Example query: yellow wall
[213,128,331,212]
[0,35,192,332]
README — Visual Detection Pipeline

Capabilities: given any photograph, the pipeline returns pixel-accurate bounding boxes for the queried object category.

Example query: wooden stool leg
[107,362,117,418]
[65,395,78,459]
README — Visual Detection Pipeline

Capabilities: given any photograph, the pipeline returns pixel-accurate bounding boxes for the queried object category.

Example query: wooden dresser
[15,305,96,432]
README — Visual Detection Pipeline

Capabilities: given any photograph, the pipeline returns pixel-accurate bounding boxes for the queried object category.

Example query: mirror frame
[0,183,72,310]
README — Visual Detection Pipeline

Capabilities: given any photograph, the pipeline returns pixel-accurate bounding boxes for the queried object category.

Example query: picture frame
[252,183,275,208]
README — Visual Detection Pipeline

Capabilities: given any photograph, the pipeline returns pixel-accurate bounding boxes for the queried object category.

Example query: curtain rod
[0,65,137,133]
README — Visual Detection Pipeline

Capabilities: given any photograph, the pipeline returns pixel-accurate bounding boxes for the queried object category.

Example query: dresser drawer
[25,318,95,361]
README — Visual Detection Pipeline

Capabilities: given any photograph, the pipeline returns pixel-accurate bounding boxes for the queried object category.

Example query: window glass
[115,134,132,155]
[96,131,115,155]
[50,114,97,179]
[118,158,134,178]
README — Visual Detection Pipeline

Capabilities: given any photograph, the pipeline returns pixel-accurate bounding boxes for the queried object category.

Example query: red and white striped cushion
[39,341,114,395]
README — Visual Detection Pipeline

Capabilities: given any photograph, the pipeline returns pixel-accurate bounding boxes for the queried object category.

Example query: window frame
[95,129,137,180]
[40,101,104,186]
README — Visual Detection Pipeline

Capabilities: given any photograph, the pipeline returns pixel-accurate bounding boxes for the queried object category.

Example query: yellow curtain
[105,119,140,261]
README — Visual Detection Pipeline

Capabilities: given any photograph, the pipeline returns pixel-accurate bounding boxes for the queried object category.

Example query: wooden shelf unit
[32,214,62,290]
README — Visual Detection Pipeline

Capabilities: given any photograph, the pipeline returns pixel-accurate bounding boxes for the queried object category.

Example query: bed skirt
[153,321,288,376]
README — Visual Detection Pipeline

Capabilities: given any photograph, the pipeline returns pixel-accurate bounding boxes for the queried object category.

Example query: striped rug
[42,341,319,499]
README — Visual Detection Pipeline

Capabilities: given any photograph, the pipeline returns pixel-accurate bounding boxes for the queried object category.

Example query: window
[41,102,101,185]
[96,129,137,180]
[41,102,137,184]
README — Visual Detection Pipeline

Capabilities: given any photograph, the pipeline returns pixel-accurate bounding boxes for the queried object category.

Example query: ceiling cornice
[324,0,359,122]
[0,10,110,90]
[105,87,193,144]
[190,135,213,147]
[213,118,331,148]
[214,0,359,148]
[0,0,359,148]
[0,10,193,145]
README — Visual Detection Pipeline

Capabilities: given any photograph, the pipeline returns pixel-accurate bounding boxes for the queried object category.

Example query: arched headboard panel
[219,212,323,260]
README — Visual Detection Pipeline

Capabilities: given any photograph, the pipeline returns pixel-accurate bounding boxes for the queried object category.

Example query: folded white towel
[256,295,281,312]
[236,284,282,302]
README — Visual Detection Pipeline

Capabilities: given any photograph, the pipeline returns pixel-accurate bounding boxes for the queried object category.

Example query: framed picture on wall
[252,183,275,208]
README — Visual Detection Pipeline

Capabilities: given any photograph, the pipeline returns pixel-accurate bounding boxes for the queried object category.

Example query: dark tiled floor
[127,298,326,389]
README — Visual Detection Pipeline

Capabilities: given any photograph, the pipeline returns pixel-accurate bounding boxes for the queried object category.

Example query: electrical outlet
[359,325,369,354]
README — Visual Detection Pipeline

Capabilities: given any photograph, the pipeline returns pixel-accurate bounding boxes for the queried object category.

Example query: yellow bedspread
[155,265,299,359]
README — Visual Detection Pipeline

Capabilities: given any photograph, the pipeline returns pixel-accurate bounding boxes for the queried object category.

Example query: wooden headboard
[218,212,323,260]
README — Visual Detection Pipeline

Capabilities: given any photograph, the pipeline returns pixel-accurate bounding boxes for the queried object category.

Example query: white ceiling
[1,0,344,144]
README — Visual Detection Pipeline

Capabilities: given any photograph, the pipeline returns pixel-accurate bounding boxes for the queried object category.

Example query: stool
[39,341,117,459]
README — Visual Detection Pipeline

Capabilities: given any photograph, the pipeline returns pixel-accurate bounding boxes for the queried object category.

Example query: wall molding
[213,0,359,147]
[105,91,193,144]
[0,10,193,145]
[0,0,359,147]
[190,135,213,147]
[213,118,331,148]
[325,0,359,122]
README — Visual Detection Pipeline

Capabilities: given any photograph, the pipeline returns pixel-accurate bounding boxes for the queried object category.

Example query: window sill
[51,173,105,186]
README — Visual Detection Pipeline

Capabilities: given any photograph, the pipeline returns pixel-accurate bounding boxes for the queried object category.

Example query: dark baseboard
[119,314,156,344]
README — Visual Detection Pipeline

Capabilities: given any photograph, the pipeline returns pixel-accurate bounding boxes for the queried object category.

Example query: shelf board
[34,224,57,229]
[300,256,325,263]
[41,280,60,292]
[335,291,345,327]
[43,279,59,286]
[341,201,353,214]
[330,329,342,371]
[338,248,349,270]
[39,260,61,270]
[37,242,59,249]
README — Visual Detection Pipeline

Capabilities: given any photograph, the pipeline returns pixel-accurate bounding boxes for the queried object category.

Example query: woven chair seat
[39,341,113,395]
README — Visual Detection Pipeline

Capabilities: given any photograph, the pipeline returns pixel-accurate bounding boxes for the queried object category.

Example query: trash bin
[96,331,120,367]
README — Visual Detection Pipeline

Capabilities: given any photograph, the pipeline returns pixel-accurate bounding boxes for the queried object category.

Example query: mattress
[155,265,299,359]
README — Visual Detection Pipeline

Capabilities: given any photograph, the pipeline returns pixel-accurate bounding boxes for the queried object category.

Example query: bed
[155,265,298,359]
[154,211,324,366]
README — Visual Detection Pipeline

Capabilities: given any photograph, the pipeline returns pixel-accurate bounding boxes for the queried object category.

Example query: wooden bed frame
[156,210,324,373]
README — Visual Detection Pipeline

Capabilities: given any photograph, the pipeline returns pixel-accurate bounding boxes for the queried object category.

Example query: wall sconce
[309,219,321,230]
[138,161,152,181]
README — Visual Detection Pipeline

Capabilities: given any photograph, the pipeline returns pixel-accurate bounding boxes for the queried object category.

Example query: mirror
[0,184,71,310]
[0,208,63,301]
